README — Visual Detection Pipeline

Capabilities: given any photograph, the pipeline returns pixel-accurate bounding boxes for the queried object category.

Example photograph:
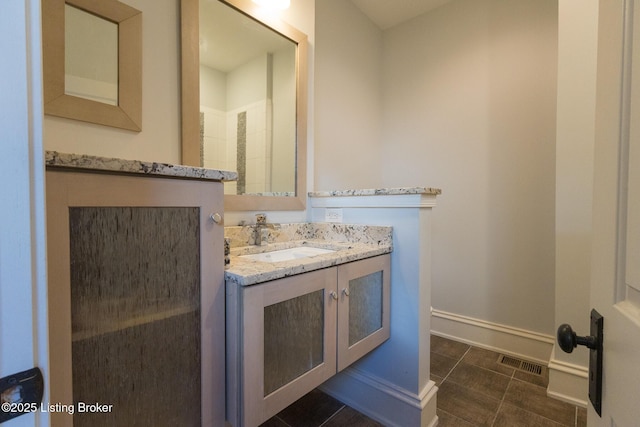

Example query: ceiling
[199,0,454,71]
[350,0,453,30]
[200,0,295,71]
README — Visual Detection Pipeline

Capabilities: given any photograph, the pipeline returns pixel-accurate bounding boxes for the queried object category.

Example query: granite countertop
[224,223,392,286]
[45,151,238,182]
[308,186,442,197]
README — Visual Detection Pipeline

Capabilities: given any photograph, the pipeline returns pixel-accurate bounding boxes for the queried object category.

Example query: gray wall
[316,0,558,335]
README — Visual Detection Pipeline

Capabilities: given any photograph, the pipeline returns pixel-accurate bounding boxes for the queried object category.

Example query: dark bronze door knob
[557,323,597,353]
[556,310,603,417]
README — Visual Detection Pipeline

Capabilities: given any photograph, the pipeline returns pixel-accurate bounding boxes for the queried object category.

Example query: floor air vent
[497,355,543,376]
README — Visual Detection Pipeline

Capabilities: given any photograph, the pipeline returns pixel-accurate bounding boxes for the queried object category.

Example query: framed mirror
[181,0,308,211]
[42,0,142,132]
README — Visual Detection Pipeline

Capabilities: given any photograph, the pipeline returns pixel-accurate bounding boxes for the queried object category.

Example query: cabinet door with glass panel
[337,254,391,371]
[227,267,338,427]
[226,254,390,427]
[46,171,226,427]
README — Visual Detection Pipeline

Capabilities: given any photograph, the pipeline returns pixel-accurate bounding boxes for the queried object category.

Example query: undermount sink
[239,246,336,263]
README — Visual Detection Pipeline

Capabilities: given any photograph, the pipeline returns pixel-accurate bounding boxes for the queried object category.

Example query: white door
[590,0,640,425]
[0,1,49,426]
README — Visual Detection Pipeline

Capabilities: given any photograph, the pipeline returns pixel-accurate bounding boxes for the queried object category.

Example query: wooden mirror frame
[42,0,142,132]
[181,0,308,211]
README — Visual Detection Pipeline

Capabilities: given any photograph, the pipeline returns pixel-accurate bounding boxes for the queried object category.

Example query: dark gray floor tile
[461,347,515,377]
[431,335,471,360]
[437,409,478,426]
[437,380,501,426]
[447,362,511,401]
[503,379,576,426]
[322,406,383,427]
[493,403,567,427]
[276,389,344,427]
[260,416,291,427]
[431,351,459,378]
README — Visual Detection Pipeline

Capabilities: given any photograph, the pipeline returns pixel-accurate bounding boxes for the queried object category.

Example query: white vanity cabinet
[46,170,226,427]
[226,254,391,427]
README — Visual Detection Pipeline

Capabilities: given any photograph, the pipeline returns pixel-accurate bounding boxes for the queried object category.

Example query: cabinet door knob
[209,213,222,224]
[330,291,338,300]
[342,288,350,297]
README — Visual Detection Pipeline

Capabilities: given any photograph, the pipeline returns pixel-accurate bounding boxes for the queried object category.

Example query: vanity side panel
[225,279,242,427]
[46,172,74,427]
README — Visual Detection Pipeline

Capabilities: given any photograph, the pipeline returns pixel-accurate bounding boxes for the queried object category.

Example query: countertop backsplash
[224,223,392,249]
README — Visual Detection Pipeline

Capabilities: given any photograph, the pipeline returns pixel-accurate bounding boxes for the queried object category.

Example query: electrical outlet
[325,208,343,223]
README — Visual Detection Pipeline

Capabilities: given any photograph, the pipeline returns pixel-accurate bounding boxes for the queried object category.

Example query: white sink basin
[239,246,336,263]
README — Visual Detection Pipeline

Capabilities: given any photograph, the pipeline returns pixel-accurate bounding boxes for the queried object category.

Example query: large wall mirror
[42,0,142,132]
[181,0,308,211]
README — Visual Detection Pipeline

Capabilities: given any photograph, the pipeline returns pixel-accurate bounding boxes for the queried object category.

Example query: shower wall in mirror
[199,0,297,196]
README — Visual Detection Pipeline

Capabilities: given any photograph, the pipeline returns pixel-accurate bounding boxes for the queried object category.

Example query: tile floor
[260,388,383,427]
[260,335,587,427]
[430,335,586,427]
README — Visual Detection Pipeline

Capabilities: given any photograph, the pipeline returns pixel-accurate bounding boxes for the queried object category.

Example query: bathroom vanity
[224,224,392,427]
[45,152,236,427]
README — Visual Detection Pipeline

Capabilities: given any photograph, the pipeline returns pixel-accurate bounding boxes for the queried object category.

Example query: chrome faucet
[255,213,267,226]
[253,213,273,246]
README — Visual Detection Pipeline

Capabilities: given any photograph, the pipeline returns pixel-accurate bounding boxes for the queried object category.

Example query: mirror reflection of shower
[199,0,297,196]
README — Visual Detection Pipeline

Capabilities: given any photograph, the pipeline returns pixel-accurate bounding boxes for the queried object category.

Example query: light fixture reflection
[252,0,290,10]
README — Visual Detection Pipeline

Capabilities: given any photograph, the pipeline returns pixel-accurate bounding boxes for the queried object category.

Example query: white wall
[272,47,297,192]
[45,0,182,164]
[548,0,598,405]
[378,0,558,336]
[227,55,268,110]
[200,65,227,111]
[314,0,383,191]
[317,0,558,339]
[1,1,50,425]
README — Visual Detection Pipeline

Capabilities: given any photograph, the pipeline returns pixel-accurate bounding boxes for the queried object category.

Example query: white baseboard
[319,367,438,427]
[431,309,555,364]
[547,348,589,407]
